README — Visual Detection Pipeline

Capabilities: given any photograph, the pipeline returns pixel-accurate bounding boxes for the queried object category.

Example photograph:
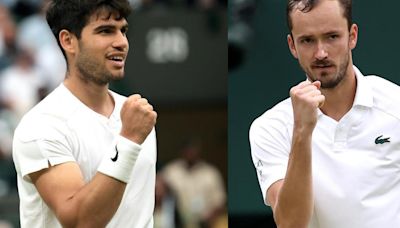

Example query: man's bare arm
[267,81,324,228]
[30,163,126,228]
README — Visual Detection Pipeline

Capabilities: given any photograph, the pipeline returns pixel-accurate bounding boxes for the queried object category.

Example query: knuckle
[130,94,141,100]
[140,98,148,104]
[290,88,298,96]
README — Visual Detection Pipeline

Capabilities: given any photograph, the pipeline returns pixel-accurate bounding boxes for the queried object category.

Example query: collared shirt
[250,66,400,228]
[13,84,157,228]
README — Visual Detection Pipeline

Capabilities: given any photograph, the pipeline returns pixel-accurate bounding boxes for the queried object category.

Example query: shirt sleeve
[249,111,292,205]
[13,115,75,182]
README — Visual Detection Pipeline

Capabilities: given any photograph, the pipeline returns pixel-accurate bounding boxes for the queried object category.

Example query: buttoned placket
[332,106,365,152]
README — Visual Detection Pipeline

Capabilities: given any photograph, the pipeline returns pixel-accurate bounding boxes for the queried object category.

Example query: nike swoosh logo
[375,135,390,144]
[111,145,119,162]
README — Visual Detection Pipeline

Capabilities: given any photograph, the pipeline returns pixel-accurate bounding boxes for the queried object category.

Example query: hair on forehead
[93,5,125,21]
[286,0,352,32]
[289,0,318,13]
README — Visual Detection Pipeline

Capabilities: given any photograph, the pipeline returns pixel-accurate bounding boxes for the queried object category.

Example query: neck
[319,66,357,122]
[63,72,114,117]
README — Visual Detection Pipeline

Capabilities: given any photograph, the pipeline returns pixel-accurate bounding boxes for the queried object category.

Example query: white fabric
[250,66,400,228]
[13,84,157,228]
[98,135,142,183]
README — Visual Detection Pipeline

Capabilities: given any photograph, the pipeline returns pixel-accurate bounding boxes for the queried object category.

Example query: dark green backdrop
[229,0,400,219]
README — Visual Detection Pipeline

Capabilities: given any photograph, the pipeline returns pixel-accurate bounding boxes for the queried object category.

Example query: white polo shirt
[13,84,157,228]
[250,66,400,228]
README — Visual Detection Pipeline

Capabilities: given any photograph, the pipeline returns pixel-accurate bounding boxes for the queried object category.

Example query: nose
[314,41,328,60]
[112,31,129,51]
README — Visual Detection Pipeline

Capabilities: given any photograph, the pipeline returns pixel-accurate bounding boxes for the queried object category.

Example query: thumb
[312,81,321,89]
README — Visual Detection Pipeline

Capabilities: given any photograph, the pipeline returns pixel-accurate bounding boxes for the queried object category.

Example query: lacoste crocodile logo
[111,145,119,162]
[375,135,390,145]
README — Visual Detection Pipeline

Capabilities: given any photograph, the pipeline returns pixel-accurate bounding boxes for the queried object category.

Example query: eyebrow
[297,30,341,40]
[297,34,313,41]
[93,22,129,33]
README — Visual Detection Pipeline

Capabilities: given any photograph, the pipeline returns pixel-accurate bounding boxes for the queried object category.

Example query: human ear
[59,29,77,55]
[287,34,298,59]
[349,24,358,50]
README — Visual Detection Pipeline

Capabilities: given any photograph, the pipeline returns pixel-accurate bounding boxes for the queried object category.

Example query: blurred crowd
[0,0,66,203]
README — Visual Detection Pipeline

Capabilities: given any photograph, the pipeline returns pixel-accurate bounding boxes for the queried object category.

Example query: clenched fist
[119,94,157,144]
[290,81,325,133]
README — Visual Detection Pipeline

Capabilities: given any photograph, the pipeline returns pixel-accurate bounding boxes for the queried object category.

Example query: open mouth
[109,56,124,62]
[107,54,125,68]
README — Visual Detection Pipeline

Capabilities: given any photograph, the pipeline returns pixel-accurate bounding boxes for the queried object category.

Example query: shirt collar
[352,65,373,108]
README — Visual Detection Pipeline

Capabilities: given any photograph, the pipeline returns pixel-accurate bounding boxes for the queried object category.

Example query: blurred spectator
[162,138,226,228]
[0,4,49,200]
[16,0,65,89]
[0,4,17,71]
[154,172,183,228]
[0,220,12,228]
[0,0,16,9]
[0,108,15,159]
[0,48,47,119]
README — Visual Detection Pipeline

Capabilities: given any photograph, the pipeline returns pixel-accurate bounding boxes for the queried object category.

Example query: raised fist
[290,81,325,132]
[119,94,157,144]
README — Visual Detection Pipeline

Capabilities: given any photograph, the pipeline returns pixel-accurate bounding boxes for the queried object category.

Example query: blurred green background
[228,0,400,226]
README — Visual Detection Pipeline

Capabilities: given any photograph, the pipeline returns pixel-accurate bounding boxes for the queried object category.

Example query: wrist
[120,131,145,145]
[293,122,315,135]
[97,135,142,183]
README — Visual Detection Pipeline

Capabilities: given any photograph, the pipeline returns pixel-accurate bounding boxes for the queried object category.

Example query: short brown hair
[286,0,352,32]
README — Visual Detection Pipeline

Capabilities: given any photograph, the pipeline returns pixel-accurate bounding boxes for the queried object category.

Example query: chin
[112,75,125,81]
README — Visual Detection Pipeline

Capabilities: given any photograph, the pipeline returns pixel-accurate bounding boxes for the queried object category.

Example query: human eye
[121,27,128,36]
[300,37,314,44]
[328,34,339,40]
[99,28,112,34]
[96,25,116,35]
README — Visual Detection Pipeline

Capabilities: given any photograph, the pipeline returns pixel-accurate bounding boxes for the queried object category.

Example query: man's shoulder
[250,97,293,132]
[15,86,76,140]
[365,75,400,92]
[365,75,400,118]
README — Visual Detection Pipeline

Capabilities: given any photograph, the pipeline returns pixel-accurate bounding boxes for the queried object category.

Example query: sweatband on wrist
[97,135,142,183]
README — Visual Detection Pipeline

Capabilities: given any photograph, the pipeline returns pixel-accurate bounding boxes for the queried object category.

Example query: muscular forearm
[68,173,126,228]
[273,128,313,228]
[31,162,127,228]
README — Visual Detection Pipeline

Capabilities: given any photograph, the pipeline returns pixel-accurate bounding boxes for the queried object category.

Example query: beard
[76,43,124,86]
[303,52,350,89]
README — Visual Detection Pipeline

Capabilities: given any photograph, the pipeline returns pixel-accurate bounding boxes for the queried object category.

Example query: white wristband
[97,135,142,183]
